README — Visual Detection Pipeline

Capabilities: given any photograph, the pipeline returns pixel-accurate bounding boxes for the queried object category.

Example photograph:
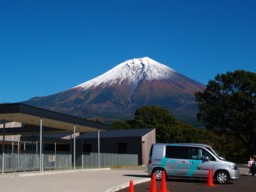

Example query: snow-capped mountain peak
[26,56,205,125]
[75,57,175,89]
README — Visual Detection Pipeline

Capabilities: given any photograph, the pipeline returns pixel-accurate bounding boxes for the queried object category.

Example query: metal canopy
[0,103,111,133]
[0,103,108,173]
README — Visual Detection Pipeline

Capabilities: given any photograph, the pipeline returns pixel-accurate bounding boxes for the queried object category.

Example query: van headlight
[229,164,238,170]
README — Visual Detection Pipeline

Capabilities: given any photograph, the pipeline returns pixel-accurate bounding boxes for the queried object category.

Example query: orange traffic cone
[128,180,135,192]
[160,170,169,192]
[207,168,215,187]
[150,173,158,192]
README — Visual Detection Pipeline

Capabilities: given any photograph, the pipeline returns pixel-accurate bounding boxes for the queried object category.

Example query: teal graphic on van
[160,158,201,176]
[160,157,168,168]
[187,160,201,176]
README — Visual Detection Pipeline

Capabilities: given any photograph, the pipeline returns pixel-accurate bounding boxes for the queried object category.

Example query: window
[166,146,188,159]
[188,147,204,160]
[165,146,215,161]
[202,148,215,161]
[188,147,215,161]
[118,143,127,154]
[83,144,92,153]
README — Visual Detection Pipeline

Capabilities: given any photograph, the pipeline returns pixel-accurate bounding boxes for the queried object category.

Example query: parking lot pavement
[117,167,254,192]
[0,167,150,192]
[0,166,250,192]
[118,174,256,192]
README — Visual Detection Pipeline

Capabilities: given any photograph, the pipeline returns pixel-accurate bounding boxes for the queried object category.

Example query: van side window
[166,146,188,159]
[202,148,215,161]
[188,147,215,161]
[189,147,201,159]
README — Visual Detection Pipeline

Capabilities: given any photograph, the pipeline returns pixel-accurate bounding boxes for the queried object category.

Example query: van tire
[152,168,165,181]
[215,170,229,184]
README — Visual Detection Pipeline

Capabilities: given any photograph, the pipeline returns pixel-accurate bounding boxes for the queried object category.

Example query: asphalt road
[117,174,255,192]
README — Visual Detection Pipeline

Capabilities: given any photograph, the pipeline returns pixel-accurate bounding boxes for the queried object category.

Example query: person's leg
[251,167,255,176]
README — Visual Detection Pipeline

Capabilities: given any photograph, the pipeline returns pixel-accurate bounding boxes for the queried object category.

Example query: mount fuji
[25,57,205,125]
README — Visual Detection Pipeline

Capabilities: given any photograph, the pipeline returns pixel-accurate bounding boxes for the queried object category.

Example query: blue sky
[0,0,255,103]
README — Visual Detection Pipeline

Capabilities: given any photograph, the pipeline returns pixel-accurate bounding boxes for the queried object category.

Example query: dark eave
[0,103,111,133]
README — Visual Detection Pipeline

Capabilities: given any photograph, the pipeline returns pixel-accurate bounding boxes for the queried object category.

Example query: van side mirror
[203,156,210,161]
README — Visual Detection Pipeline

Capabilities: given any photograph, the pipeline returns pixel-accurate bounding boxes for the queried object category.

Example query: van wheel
[215,170,229,184]
[152,168,164,181]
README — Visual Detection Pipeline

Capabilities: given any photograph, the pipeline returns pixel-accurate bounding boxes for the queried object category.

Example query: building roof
[81,128,155,139]
[0,103,111,134]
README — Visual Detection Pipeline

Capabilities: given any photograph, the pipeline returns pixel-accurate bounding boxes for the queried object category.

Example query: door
[188,147,215,178]
[165,146,190,176]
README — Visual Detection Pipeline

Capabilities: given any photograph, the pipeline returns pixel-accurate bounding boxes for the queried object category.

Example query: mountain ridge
[25,57,205,126]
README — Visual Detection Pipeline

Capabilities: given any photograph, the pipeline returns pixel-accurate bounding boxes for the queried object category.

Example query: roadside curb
[17,168,111,177]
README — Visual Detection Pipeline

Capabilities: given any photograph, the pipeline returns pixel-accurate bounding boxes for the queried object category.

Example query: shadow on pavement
[167,177,234,184]
[123,174,150,178]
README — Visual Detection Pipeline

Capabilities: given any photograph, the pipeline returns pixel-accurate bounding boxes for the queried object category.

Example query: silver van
[147,143,240,184]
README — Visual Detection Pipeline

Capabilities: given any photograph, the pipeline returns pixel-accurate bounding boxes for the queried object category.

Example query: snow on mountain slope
[75,57,175,89]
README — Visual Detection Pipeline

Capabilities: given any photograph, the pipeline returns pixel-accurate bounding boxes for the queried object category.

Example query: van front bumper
[230,169,240,180]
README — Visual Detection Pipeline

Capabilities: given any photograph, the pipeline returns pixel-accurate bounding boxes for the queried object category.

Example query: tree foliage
[112,121,131,129]
[195,70,256,155]
[113,106,216,143]
[112,104,248,162]
[112,103,247,162]
[134,106,179,142]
